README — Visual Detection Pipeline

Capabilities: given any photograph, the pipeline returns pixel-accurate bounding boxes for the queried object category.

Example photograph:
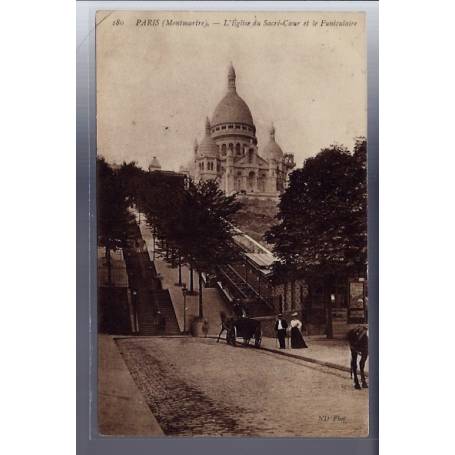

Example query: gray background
[76,1,378,454]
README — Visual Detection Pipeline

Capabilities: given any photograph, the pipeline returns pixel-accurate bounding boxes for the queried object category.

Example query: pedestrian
[158,312,166,334]
[274,313,288,349]
[202,319,209,338]
[154,310,161,334]
[289,312,308,349]
[240,303,247,318]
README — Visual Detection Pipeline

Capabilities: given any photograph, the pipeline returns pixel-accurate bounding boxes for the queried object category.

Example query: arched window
[258,173,266,192]
[228,143,234,152]
[247,171,255,192]
[221,144,227,155]
[235,171,242,191]
[235,143,241,155]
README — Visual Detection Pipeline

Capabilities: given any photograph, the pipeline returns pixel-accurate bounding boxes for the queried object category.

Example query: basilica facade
[182,64,295,199]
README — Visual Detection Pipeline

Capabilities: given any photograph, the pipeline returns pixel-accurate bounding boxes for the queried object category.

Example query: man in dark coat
[274,314,288,349]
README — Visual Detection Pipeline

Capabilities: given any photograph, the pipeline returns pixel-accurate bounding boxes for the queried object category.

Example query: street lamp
[182,284,188,334]
[131,289,138,333]
[326,293,335,339]
[152,228,156,261]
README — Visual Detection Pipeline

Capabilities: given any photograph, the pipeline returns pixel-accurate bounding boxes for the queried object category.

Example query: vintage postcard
[96,10,368,437]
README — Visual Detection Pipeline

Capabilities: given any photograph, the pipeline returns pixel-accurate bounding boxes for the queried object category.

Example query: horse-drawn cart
[225,317,262,347]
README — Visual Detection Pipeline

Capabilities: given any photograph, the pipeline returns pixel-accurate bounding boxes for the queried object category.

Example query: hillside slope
[231,198,279,249]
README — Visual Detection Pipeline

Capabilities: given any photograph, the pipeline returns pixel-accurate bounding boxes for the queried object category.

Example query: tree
[265,138,367,337]
[141,176,241,318]
[140,170,188,281]
[97,157,133,286]
[115,164,242,319]
[178,179,241,317]
[117,161,143,207]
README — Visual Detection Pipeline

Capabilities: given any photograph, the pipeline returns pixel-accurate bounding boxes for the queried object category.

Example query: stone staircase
[135,289,157,335]
[152,289,180,335]
[136,289,180,336]
[123,220,181,337]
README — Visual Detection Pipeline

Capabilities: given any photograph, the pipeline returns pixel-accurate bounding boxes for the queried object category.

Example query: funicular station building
[214,227,367,339]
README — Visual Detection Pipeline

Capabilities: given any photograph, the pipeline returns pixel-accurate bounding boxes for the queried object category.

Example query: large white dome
[211,64,254,128]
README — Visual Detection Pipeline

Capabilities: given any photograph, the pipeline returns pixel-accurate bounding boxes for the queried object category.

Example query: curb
[206,335,368,377]
[258,345,369,376]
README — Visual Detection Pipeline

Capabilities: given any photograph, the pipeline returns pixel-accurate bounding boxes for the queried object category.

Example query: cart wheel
[227,328,236,346]
[255,330,262,347]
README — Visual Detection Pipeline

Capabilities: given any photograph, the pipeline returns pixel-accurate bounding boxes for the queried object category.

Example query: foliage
[265,138,367,279]
[179,179,242,271]
[115,163,242,317]
[143,178,241,317]
[97,157,134,285]
[117,161,145,208]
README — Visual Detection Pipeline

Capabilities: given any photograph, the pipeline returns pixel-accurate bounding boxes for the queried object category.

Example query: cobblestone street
[116,337,368,437]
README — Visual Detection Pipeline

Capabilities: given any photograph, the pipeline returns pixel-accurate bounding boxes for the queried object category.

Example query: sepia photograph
[96,10,368,437]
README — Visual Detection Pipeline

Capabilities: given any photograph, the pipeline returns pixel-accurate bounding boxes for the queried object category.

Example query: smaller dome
[262,124,284,161]
[198,117,218,158]
[148,156,162,171]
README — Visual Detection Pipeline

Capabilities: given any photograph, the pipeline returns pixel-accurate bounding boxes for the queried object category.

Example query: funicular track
[218,264,259,300]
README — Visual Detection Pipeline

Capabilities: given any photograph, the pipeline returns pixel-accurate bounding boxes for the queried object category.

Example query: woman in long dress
[290,312,308,348]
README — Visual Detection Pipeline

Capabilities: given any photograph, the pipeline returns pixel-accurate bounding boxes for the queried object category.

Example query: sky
[97,11,366,171]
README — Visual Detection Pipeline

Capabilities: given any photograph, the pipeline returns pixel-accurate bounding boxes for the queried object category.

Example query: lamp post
[326,293,335,339]
[152,233,156,261]
[182,284,187,334]
[131,289,138,333]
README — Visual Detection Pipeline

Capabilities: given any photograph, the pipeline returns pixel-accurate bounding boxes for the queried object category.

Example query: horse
[232,317,262,347]
[347,326,368,390]
[216,311,262,347]
[216,311,233,343]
